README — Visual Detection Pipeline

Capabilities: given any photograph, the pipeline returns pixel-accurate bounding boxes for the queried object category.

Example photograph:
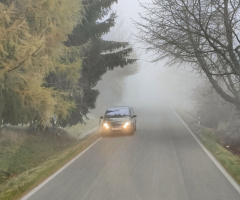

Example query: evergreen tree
[0,0,84,128]
[63,0,136,125]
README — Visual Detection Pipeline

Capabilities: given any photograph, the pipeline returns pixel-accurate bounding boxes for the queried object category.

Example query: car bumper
[101,127,133,135]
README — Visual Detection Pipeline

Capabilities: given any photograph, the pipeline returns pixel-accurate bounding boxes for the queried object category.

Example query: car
[100,106,137,135]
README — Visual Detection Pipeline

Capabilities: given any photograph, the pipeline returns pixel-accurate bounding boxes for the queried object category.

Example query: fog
[92,0,201,116]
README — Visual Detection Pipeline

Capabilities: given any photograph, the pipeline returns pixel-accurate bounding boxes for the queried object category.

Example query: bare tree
[136,0,240,111]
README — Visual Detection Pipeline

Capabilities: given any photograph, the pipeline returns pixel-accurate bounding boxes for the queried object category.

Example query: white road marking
[172,109,240,194]
[21,137,102,200]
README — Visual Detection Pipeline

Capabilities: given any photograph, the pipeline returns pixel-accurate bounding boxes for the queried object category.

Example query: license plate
[112,128,121,131]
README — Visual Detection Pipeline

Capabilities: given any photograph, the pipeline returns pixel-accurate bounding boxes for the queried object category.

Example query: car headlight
[103,122,109,129]
[123,121,131,128]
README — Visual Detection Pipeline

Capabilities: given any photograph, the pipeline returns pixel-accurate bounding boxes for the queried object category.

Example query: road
[23,106,240,200]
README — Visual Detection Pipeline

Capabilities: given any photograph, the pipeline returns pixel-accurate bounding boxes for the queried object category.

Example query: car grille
[109,121,123,128]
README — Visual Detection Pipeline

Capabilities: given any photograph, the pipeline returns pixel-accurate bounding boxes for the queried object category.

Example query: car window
[105,108,130,118]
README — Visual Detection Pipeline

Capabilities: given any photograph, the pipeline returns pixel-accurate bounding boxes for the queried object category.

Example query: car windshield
[105,108,130,118]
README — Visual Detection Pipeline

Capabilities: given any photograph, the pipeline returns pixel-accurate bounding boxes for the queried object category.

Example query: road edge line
[172,108,240,194]
[21,137,102,200]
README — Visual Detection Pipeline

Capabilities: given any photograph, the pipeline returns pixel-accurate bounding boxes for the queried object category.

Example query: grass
[0,129,74,181]
[197,128,240,185]
[0,120,100,200]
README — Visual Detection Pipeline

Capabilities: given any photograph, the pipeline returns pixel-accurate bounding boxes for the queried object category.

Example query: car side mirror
[100,116,103,119]
[132,115,137,118]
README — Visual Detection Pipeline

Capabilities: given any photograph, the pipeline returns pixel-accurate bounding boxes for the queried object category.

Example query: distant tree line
[0,0,135,129]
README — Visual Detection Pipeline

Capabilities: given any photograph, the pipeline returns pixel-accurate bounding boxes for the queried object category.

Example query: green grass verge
[198,128,240,185]
[0,132,100,200]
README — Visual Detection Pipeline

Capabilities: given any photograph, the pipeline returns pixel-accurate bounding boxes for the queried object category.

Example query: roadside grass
[0,128,75,184]
[0,117,100,200]
[197,128,240,185]
[0,133,100,200]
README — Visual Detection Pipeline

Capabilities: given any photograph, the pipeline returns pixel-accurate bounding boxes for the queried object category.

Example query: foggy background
[90,0,240,155]
[92,0,201,117]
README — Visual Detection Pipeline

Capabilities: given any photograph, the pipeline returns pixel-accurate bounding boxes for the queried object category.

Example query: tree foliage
[0,0,135,128]
[0,0,84,128]
[62,0,136,126]
[137,0,240,110]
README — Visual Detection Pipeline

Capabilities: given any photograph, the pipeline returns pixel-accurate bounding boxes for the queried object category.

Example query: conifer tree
[0,0,84,128]
[63,0,136,125]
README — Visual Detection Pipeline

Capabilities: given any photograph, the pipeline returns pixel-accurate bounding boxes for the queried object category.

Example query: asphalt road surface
[23,106,240,200]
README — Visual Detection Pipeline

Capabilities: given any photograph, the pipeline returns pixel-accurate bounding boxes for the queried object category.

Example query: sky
[93,0,201,116]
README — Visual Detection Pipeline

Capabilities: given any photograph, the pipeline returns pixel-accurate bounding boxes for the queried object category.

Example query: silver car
[100,106,137,135]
